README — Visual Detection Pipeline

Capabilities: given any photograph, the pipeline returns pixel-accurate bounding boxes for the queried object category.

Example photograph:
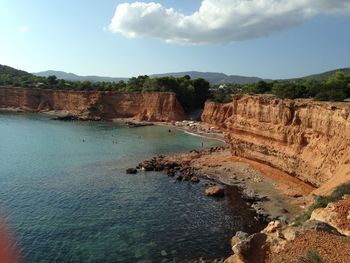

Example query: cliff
[201,95,350,194]
[0,87,184,121]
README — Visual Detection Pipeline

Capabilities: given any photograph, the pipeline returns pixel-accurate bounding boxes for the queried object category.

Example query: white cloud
[108,0,350,44]
[17,26,29,32]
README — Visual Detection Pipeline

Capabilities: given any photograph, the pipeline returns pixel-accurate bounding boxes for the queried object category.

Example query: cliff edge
[201,94,350,195]
[0,87,184,122]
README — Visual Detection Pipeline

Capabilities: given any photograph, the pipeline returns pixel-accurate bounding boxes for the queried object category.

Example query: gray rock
[303,220,343,236]
[126,168,137,174]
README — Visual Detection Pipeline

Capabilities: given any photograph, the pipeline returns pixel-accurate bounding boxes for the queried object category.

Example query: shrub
[300,249,324,263]
[295,183,350,223]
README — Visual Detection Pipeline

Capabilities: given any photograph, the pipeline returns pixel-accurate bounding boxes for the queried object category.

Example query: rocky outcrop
[201,95,350,193]
[310,195,350,236]
[0,87,184,121]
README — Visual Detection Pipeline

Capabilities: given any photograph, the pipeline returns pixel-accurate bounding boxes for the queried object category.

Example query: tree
[193,78,210,108]
[47,75,58,86]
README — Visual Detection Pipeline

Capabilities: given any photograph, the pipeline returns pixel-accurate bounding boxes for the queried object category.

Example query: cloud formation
[108,0,350,44]
[17,26,29,32]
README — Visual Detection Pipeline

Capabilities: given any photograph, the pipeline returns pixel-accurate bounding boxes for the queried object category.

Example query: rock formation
[201,94,350,194]
[0,87,184,121]
[310,195,350,236]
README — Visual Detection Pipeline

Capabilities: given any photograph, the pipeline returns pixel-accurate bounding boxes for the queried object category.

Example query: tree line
[210,71,350,102]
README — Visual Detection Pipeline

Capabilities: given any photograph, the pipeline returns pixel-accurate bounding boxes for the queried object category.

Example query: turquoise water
[0,113,260,262]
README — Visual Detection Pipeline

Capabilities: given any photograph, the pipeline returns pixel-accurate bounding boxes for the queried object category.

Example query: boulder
[230,233,268,263]
[231,231,249,248]
[205,186,225,197]
[261,221,281,234]
[191,176,200,183]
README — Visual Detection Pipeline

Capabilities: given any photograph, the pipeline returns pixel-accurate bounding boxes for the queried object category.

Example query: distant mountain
[35,70,262,84]
[11,66,350,85]
[34,70,128,82]
[295,67,350,81]
[150,71,262,84]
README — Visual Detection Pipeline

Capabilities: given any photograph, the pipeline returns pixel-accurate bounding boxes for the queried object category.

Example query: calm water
[0,113,260,262]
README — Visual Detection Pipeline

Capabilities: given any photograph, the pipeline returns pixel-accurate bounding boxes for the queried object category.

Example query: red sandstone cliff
[0,87,184,122]
[201,95,350,194]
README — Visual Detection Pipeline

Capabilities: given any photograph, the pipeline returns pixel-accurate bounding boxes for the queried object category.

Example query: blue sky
[0,0,350,79]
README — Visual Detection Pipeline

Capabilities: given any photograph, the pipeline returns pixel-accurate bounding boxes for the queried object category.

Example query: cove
[0,113,261,262]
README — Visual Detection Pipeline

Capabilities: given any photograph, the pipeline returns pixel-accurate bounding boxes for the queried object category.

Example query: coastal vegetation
[210,71,350,102]
[294,183,350,224]
[300,249,324,263]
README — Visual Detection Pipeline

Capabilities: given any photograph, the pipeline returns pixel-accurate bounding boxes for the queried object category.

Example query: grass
[299,249,324,263]
[294,183,350,225]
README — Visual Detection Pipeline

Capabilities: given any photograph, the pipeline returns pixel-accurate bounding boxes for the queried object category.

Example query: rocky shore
[131,145,350,263]
[133,146,312,223]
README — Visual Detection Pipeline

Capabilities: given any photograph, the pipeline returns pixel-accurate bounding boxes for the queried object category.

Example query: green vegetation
[240,71,350,101]
[210,83,241,103]
[210,71,350,103]
[299,249,324,263]
[1,64,350,111]
[294,183,350,224]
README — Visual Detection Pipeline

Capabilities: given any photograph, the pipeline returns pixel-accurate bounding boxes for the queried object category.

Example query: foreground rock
[224,193,350,263]
[310,195,350,236]
[225,233,267,263]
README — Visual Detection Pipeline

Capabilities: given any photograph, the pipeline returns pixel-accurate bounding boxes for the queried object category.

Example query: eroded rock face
[201,95,350,192]
[0,87,184,121]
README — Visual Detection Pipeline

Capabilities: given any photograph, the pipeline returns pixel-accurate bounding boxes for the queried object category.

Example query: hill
[296,67,350,81]
[34,70,128,82]
[150,71,262,84]
[35,70,262,84]
[0,64,32,77]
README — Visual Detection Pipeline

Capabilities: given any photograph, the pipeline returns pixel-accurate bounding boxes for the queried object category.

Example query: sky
[0,0,350,79]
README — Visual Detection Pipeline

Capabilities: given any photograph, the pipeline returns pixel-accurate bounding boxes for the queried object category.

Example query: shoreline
[154,119,314,221]
[135,147,314,223]
[157,120,227,143]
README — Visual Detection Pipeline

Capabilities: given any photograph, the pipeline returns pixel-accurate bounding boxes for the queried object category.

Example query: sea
[0,112,261,262]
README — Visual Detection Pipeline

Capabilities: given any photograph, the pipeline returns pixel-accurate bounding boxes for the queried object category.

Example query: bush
[300,249,324,263]
[295,183,350,223]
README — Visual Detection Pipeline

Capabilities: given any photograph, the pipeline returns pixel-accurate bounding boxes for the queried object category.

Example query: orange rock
[201,94,350,194]
[205,186,225,196]
[0,87,184,122]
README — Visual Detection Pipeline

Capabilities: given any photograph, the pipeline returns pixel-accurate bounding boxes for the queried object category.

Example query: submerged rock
[126,168,138,174]
[176,175,183,181]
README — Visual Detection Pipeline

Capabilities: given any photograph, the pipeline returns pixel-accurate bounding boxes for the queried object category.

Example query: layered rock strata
[202,95,350,193]
[0,87,184,121]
